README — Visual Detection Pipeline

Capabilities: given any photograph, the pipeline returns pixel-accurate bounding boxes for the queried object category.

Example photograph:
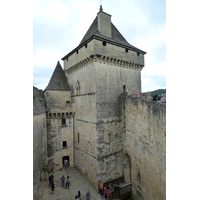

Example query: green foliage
[151,89,166,97]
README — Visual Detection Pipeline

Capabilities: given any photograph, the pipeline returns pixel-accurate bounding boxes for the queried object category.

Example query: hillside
[150,89,166,97]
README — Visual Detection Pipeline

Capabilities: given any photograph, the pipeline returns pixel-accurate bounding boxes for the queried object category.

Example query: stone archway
[124,153,131,183]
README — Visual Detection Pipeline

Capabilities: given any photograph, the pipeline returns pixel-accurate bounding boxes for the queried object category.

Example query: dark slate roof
[45,61,70,91]
[62,13,146,60]
[33,86,46,115]
[79,16,143,51]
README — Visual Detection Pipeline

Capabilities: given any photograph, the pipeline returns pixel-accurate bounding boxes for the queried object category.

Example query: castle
[33,5,166,200]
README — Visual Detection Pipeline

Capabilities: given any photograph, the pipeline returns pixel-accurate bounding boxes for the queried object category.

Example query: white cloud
[33,48,63,69]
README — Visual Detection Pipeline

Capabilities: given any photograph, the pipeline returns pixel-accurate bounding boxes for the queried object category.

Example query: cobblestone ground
[39,167,102,200]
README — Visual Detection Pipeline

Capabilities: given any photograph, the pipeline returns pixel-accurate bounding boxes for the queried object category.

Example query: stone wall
[44,90,71,109]
[46,116,74,170]
[123,96,166,200]
[33,113,47,200]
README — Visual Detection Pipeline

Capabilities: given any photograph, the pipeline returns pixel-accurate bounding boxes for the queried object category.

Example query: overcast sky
[33,0,166,92]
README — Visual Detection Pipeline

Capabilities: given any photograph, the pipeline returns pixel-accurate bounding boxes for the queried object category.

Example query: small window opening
[85,44,87,48]
[63,141,67,148]
[49,113,52,118]
[103,41,106,46]
[137,52,140,56]
[123,85,126,92]
[76,50,79,54]
[126,48,128,52]
[57,113,60,118]
[78,133,80,143]
[62,118,66,125]
[66,101,70,106]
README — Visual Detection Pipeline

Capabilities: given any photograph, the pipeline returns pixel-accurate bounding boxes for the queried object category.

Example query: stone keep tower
[62,6,146,189]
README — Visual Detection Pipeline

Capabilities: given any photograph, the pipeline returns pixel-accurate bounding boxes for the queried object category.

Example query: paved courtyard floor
[38,167,102,200]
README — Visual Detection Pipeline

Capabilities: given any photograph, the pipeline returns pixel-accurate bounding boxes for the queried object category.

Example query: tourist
[61,175,65,188]
[77,190,81,200]
[107,187,111,200]
[99,181,104,197]
[65,175,70,189]
[53,163,56,173]
[117,182,121,196]
[110,184,114,199]
[104,186,107,199]
[136,90,139,97]
[49,174,54,188]
[51,180,55,195]
[66,160,70,174]
[86,189,91,200]
[48,174,52,188]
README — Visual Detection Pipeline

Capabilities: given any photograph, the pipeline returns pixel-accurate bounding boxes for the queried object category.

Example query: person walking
[104,186,107,199]
[61,175,65,188]
[65,176,70,189]
[77,190,81,200]
[86,189,91,200]
[53,163,56,173]
[51,180,55,195]
[99,181,103,197]
[66,160,70,174]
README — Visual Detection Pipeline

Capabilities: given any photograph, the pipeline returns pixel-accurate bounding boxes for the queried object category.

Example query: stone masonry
[33,6,166,200]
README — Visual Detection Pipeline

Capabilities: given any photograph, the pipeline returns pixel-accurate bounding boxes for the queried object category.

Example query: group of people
[64,159,70,174]
[48,162,91,199]
[99,181,121,199]
[75,189,91,200]
[153,93,166,103]
[60,175,70,189]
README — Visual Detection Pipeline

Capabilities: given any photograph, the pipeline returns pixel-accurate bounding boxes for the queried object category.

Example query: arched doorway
[124,154,131,183]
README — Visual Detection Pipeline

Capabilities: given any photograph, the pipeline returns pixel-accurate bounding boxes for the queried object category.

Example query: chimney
[97,8,112,38]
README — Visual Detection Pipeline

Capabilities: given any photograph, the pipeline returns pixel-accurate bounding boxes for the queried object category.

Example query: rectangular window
[125,48,128,52]
[137,52,140,56]
[63,141,67,148]
[62,119,66,125]
[103,41,106,46]
[85,43,87,48]
[66,101,70,106]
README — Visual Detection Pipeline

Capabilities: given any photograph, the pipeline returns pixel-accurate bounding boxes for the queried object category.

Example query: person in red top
[135,91,139,97]
[104,186,107,199]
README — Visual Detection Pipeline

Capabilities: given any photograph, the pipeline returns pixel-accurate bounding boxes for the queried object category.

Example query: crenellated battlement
[65,54,144,75]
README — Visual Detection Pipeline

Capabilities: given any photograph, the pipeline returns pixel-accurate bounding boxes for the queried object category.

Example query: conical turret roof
[45,61,70,91]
